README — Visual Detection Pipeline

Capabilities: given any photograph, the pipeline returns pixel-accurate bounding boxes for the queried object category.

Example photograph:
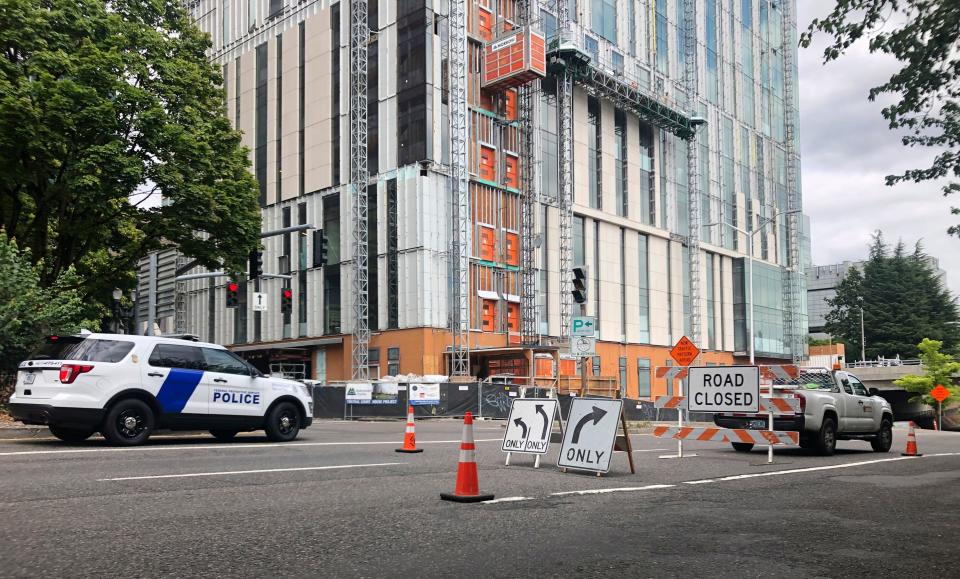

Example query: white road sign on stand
[251,292,268,312]
[571,316,596,337]
[687,366,760,413]
[558,398,624,473]
[501,398,559,454]
[571,336,596,358]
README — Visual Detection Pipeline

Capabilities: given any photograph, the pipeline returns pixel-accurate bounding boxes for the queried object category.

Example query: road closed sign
[687,366,760,413]
[557,398,623,473]
[501,398,559,454]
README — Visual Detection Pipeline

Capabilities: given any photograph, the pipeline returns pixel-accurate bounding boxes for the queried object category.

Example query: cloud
[797,0,958,293]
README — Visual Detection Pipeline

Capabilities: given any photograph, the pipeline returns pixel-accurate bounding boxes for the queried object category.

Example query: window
[323,194,341,334]
[639,123,654,225]
[387,347,400,376]
[848,375,869,397]
[222,0,232,47]
[841,378,853,395]
[587,97,601,209]
[276,33,283,199]
[298,202,308,336]
[637,358,651,398]
[707,253,716,350]
[255,42,268,206]
[638,234,650,343]
[655,0,668,73]
[592,356,600,376]
[591,0,617,42]
[202,348,251,375]
[387,178,399,328]
[682,245,691,337]
[299,21,305,196]
[573,215,586,266]
[331,4,340,184]
[58,339,134,363]
[148,344,204,370]
[615,110,627,217]
[705,0,718,103]
[620,229,626,337]
[618,357,627,396]
[368,184,378,330]
[584,35,599,62]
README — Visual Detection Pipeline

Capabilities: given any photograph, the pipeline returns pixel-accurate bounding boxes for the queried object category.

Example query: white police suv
[8,333,314,445]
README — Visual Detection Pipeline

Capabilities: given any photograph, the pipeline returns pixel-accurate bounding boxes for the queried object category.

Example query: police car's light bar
[59,364,94,384]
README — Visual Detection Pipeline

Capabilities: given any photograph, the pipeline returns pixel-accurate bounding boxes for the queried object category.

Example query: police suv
[8,333,314,445]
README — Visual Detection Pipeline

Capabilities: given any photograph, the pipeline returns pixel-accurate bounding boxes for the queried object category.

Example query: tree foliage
[824,232,960,360]
[800,1,960,230]
[0,0,261,304]
[894,338,960,407]
[0,233,98,371]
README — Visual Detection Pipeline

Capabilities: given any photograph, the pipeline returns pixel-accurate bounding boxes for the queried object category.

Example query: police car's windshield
[47,338,135,363]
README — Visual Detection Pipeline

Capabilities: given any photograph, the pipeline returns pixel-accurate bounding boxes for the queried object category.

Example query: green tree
[0,0,260,306]
[0,233,98,371]
[801,2,960,233]
[825,232,960,360]
[894,338,960,407]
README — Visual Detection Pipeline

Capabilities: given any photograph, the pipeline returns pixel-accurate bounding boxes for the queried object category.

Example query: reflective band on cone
[396,406,424,454]
[441,412,494,503]
[901,421,922,456]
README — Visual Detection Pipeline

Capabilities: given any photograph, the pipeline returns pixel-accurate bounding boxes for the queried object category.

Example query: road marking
[482,496,534,504]
[683,479,715,485]
[99,462,403,482]
[551,484,675,497]
[715,456,923,481]
[0,438,503,457]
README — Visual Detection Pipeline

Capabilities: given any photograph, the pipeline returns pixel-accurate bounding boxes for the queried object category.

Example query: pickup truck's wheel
[102,399,154,446]
[49,426,95,443]
[871,418,893,452]
[817,417,837,456]
[731,442,754,452]
[799,435,815,450]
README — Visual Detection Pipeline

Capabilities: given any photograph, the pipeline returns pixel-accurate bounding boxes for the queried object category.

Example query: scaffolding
[350,0,370,380]
[555,0,575,343]
[518,0,538,345]
[781,0,804,361]
[684,0,703,348]
[450,0,470,376]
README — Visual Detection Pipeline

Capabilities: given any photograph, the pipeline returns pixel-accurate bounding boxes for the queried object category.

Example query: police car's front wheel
[265,402,301,442]
[103,399,154,446]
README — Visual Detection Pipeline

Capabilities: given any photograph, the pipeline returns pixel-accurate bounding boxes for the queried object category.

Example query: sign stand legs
[767,409,775,464]
[620,399,636,474]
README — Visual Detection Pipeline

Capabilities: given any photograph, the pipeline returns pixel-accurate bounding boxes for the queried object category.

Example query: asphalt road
[1,420,957,578]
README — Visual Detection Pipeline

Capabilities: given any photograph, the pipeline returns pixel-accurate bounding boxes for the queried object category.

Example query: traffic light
[248,250,263,279]
[571,265,588,304]
[280,287,293,315]
[312,229,328,268]
[226,281,240,308]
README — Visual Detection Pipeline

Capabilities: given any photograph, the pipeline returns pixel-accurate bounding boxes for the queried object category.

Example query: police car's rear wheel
[209,429,238,442]
[265,402,300,442]
[49,426,95,443]
[103,399,154,446]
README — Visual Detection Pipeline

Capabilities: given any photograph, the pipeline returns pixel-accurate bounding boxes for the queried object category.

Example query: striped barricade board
[653,425,799,446]
[654,395,800,414]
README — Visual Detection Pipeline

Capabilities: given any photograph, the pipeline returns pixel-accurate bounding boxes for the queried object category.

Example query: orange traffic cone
[396,406,423,453]
[901,421,922,456]
[441,412,494,503]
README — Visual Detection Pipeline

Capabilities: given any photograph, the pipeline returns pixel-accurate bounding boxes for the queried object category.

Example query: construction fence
[311,382,713,423]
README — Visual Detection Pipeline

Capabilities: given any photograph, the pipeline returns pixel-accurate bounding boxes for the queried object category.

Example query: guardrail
[845,359,922,368]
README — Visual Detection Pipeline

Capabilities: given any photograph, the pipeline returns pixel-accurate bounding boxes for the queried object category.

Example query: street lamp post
[704,209,800,366]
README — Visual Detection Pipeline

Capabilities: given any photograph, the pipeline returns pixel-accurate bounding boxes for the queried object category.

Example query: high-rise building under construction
[175,0,809,397]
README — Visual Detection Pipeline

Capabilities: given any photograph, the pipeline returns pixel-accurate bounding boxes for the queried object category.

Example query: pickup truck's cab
[714,368,894,456]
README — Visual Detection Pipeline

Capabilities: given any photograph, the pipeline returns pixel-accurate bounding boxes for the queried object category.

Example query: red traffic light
[282,289,293,298]
[228,282,239,292]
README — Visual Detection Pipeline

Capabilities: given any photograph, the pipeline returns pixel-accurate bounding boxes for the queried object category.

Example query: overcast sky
[797,1,958,294]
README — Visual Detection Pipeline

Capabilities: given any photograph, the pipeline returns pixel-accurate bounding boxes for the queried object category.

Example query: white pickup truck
[714,368,894,456]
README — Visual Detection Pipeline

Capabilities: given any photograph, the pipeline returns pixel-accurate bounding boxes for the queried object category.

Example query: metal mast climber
[449,0,470,376]
[781,0,804,361]
[556,0,574,342]
[350,0,370,380]
[518,0,538,345]
[684,0,702,348]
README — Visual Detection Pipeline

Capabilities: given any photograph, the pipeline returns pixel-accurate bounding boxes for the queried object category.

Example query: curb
[0,426,50,439]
